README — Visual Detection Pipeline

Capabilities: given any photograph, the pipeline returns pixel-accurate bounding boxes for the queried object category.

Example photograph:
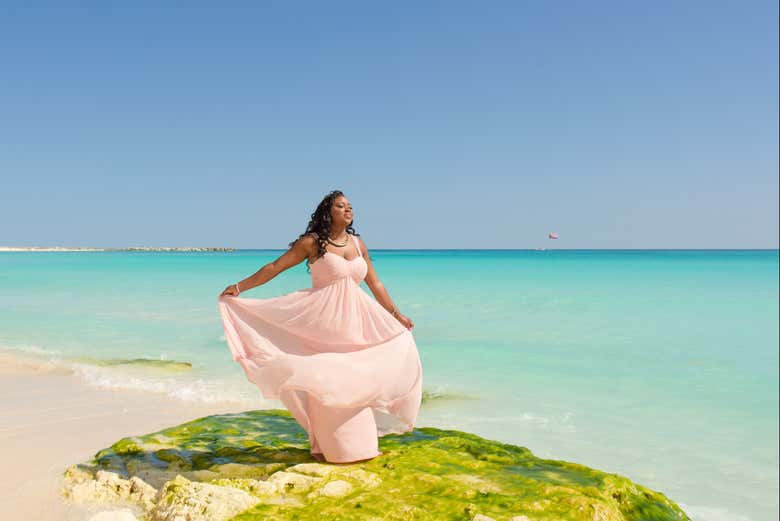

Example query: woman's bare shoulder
[292,233,318,251]
[285,235,315,266]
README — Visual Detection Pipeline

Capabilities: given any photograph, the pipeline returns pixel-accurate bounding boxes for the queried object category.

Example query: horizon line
[2,246,778,252]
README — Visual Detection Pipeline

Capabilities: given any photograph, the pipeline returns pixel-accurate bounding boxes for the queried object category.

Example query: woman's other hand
[220,284,239,297]
[395,312,414,330]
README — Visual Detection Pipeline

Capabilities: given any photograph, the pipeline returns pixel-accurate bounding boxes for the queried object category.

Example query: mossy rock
[64,409,690,521]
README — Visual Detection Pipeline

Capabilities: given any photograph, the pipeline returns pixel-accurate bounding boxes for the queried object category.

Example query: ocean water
[0,249,777,520]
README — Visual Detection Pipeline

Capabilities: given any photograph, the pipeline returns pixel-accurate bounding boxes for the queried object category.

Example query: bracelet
[235,282,241,295]
[390,306,399,317]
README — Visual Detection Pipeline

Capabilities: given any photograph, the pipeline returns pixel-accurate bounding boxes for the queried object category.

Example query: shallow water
[1,249,777,520]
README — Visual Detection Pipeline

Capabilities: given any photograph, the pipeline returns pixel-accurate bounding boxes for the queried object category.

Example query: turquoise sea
[1,249,777,520]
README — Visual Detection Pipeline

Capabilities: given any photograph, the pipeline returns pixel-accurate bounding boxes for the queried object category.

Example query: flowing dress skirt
[217,273,423,463]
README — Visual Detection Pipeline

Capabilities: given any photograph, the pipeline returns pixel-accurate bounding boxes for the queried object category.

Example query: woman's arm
[230,235,315,293]
[359,238,414,330]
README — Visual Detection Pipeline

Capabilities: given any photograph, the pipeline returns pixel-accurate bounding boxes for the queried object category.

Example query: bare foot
[311,452,327,462]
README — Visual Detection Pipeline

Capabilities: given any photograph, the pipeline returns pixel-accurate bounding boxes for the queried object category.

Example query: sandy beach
[0,352,250,520]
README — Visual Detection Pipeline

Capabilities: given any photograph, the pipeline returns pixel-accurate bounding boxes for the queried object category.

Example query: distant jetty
[0,246,235,252]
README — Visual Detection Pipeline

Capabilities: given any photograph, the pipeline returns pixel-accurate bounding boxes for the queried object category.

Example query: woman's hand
[220,284,240,297]
[395,312,414,331]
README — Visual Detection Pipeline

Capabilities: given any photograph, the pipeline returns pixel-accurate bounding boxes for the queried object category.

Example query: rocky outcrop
[61,409,690,521]
[63,466,157,510]
[151,475,261,521]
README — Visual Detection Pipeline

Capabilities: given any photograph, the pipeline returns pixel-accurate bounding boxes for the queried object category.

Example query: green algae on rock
[61,409,691,521]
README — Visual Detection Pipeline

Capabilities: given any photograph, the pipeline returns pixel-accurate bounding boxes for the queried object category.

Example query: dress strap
[353,235,363,258]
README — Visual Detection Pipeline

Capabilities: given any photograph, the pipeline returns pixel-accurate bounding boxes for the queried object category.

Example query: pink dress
[217,234,423,463]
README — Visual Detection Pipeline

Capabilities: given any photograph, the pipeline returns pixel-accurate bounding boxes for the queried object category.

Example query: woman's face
[331,196,353,226]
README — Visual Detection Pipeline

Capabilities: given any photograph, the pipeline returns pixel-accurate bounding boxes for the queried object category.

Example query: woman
[217,190,423,464]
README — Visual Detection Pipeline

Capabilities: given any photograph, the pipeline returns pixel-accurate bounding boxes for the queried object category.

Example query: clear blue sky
[1,1,777,249]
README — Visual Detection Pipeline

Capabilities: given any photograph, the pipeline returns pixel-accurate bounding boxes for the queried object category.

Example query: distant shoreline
[0,247,234,252]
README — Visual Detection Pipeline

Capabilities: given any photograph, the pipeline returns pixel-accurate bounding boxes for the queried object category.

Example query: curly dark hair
[289,190,360,272]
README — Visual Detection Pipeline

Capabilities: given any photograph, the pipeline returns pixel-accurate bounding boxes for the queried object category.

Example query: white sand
[0,352,253,520]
